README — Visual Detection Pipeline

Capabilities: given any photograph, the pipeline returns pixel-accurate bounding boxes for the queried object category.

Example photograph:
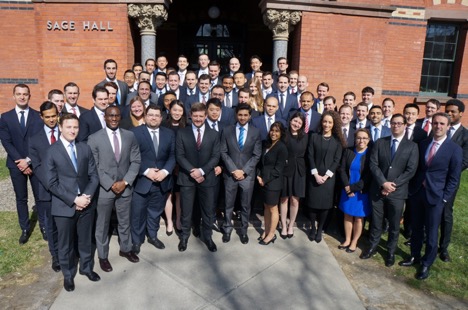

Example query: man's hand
[111,180,126,195]
[257,176,264,187]
[214,166,222,176]
[15,159,29,172]
[74,194,91,211]
[232,170,245,181]
[190,168,203,180]
[153,170,167,182]
[381,182,396,193]
[314,174,328,185]
[22,167,33,176]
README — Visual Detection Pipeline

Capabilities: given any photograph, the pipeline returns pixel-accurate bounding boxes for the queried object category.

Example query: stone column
[263,10,302,72]
[128,4,168,64]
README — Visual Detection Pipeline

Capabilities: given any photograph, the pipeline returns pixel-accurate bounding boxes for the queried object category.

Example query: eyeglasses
[390,122,405,126]
[356,137,369,141]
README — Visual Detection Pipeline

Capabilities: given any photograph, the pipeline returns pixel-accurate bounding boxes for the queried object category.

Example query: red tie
[305,112,309,133]
[196,128,201,150]
[426,142,438,165]
[71,107,77,115]
[423,120,431,133]
[50,129,56,144]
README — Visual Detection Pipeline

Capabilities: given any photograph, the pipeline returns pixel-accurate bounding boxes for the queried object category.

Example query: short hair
[39,101,58,114]
[233,71,245,78]
[139,70,151,77]
[104,59,117,69]
[289,70,299,76]
[362,86,374,95]
[278,73,290,82]
[403,103,419,113]
[59,112,79,125]
[211,85,225,94]
[138,81,151,90]
[426,98,441,109]
[262,71,273,78]
[92,86,109,100]
[354,128,371,139]
[339,104,353,113]
[208,60,221,69]
[146,104,162,114]
[445,99,465,113]
[145,58,155,66]
[317,82,329,91]
[178,54,188,62]
[186,70,197,77]
[300,91,314,100]
[103,82,118,91]
[222,75,234,83]
[343,91,356,99]
[250,55,262,63]
[47,89,63,100]
[276,57,288,65]
[198,74,210,82]
[163,91,177,100]
[238,87,250,96]
[382,97,395,106]
[369,105,383,113]
[432,112,451,124]
[167,71,180,80]
[191,102,207,113]
[124,69,135,76]
[105,105,121,115]
[391,113,407,125]
[132,63,143,70]
[323,96,336,104]
[356,102,369,110]
[206,98,222,108]
[63,82,79,93]
[235,103,252,115]
[154,71,167,79]
[156,54,167,61]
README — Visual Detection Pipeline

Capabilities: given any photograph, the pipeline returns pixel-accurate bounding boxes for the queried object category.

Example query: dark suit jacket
[351,119,370,130]
[125,90,158,106]
[367,125,391,142]
[224,91,238,108]
[220,124,262,178]
[131,125,176,194]
[176,125,220,187]
[257,140,288,191]
[63,104,88,115]
[338,147,371,193]
[251,115,287,141]
[77,108,104,142]
[157,87,188,107]
[184,90,210,114]
[0,108,43,169]
[45,140,99,217]
[87,128,141,198]
[410,138,462,205]
[289,108,321,133]
[450,125,468,170]
[343,126,356,148]
[267,91,297,121]
[97,79,129,106]
[369,136,418,200]
[409,125,428,144]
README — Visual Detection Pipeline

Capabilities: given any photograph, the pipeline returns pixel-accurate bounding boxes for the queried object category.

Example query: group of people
[0,54,466,292]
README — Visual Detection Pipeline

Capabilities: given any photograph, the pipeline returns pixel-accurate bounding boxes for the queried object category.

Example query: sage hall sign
[47,21,113,31]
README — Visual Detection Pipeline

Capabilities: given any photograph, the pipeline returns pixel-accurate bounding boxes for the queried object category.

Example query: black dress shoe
[360,248,376,259]
[99,258,113,272]
[398,257,420,267]
[439,251,451,262]
[259,234,277,245]
[204,239,217,252]
[40,227,48,241]
[338,244,349,250]
[63,278,75,292]
[315,232,323,243]
[148,237,165,250]
[166,229,173,236]
[346,247,356,253]
[178,239,187,252]
[416,266,430,280]
[119,251,140,263]
[308,230,316,242]
[240,234,249,244]
[385,254,395,267]
[222,232,231,243]
[51,256,61,272]
[132,243,141,255]
[287,233,294,239]
[192,227,200,238]
[79,271,101,282]
[280,233,288,239]
[19,230,30,245]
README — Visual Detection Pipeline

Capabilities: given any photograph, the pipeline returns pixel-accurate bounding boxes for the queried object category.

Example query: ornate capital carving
[128,4,168,36]
[263,9,302,40]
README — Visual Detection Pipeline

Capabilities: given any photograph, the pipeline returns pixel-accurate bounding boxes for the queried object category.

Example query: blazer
[0,108,43,169]
[267,91,297,121]
[176,125,220,187]
[450,125,468,170]
[87,128,141,198]
[220,124,262,178]
[283,131,308,178]
[131,125,176,194]
[338,147,371,193]
[97,79,129,106]
[77,108,104,142]
[184,90,210,114]
[410,138,462,205]
[369,136,418,200]
[367,125,391,143]
[45,140,99,217]
[157,87,188,107]
[342,126,356,148]
[289,108,321,133]
[409,125,428,144]
[307,133,343,177]
[257,140,288,191]
[251,115,287,141]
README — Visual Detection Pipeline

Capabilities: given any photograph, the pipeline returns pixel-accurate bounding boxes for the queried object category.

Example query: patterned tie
[305,113,309,133]
[19,111,26,130]
[212,122,218,132]
[50,129,56,144]
[151,130,159,157]
[423,120,431,133]
[196,128,201,150]
[426,142,438,165]
[113,131,120,162]
[391,138,398,160]
[100,112,106,128]
[69,143,78,172]
[238,126,245,150]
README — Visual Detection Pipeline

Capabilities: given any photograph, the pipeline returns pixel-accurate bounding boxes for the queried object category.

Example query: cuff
[311,168,318,175]
[325,170,334,178]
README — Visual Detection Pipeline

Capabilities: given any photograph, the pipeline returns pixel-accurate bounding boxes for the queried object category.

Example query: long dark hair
[320,110,347,148]
[288,111,306,140]
[265,121,286,148]
[165,100,187,128]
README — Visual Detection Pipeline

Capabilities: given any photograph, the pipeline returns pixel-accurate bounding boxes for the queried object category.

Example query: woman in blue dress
[338,128,372,253]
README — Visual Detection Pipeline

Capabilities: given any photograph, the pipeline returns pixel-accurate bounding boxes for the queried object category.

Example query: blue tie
[238,126,245,150]
[391,139,397,160]
[69,143,78,172]
[374,128,379,142]
[19,111,26,130]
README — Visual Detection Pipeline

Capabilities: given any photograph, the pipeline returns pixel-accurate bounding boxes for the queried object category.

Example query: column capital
[128,3,168,36]
[263,9,302,41]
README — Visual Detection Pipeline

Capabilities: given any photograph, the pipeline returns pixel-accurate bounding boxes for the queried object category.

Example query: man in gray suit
[220,103,262,244]
[96,59,129,106]
[88,106,141,273]
[45,113,100,292]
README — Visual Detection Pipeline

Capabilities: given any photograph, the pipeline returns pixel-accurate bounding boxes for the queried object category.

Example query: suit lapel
[59,140,78,174]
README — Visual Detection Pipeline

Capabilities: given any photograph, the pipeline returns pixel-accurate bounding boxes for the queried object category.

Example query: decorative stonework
[128,4,168,36]
[391,8,425,19]
[263,9,302,40]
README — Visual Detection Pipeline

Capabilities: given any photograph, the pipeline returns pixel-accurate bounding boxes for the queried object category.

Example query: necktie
[71,107,77,115]
[447,126,454,139]
[113,131,120,162]
[101,112,106,128]
[359,122,363,129]
[374,128,379,141]
[384,119,389,128]
[267,117,272,130]
[391,138,398,160]
[196,128,201,150]
[69,143,78,172]
[318,102,323,114]
[19,111,26,130]
[426,142,438,165]
[50,129,56,144]
[280,93,285,109]
[423,120,431,133]
[225,94,231,108]
[202,95,206,104]
[151,130,159,157]
[343,128,348,141]
[212,122,217,131]
[238,126,245,150]
[190,89,194,96]
[115,92,120,106]
[305,112,309,133]
[291,88,296,94]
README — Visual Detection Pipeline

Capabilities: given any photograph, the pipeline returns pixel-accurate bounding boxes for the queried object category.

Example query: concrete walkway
[51,227,363,310]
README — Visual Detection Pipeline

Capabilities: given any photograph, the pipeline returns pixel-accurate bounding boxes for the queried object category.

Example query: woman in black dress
[280,112,308,239]
[257,121,288,245]
[307,110,346,243]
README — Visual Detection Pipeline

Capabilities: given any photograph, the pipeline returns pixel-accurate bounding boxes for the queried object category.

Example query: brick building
[0,0,467,123]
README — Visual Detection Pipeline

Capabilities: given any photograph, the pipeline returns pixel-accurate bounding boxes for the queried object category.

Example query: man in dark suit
[205,97,235,132]
[45,113,100,292]
[96,59,129,106]
[88,106,141,272]
[267,74,297,121]
[63,82,88,117]
[361,114,418,267]
[251,96,286,140]
[415,98,440,136]
[289,91,321,134]
[125,71,156,105]
[438,100,468,261]
[77,86,109,142]
[222,75,238,108]
[312,82,329,114]
[196,53,210,78]
[208,60,222,88]
[339,104,356,148]
[175,103,220,252]
[245,55,262,81]
[351,102,370,130]
[162,71,187,104]
[367,105,391,143]
[400,113,462,280]
[131,105,176,253]
[0,84,43,244]
[220,103,262,244]
[184,74,211,114]
[29,101,61,271]
[404,103,428,143]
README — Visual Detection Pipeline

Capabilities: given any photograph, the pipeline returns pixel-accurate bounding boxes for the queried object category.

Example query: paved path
[51,228,363,310]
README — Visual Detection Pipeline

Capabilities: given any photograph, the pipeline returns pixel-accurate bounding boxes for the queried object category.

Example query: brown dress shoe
[99,258,113,272]
[119,251,139,263]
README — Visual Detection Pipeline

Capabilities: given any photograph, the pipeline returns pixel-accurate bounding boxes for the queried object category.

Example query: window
[419,22,460,96]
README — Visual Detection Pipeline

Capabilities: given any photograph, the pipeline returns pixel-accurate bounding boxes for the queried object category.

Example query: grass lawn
[0,158,9,180]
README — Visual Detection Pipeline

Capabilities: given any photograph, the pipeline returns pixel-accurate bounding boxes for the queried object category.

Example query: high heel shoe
[280,233,288,239]
[259,235,277,245]
[257,235,265,241]
[315,232,323,243]
[287,233,294,239]
[338,244,349,250]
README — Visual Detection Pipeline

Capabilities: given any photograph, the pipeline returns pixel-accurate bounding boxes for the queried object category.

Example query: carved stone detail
[263,9,302,40]
[128,4,168,36]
